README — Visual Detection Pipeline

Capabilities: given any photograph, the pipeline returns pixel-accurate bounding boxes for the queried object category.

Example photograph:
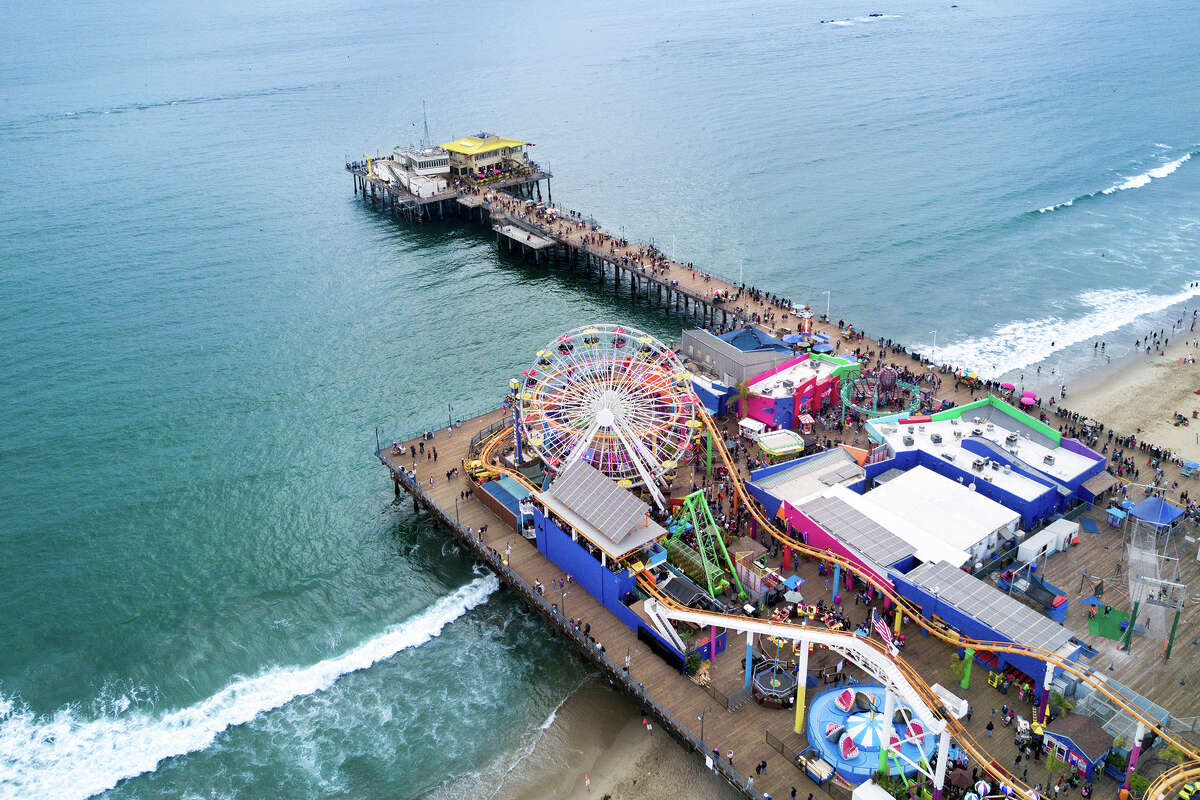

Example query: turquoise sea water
[1,0,1198,796]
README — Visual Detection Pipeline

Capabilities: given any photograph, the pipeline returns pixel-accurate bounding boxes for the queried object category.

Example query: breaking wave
[0,575,499,800]
[1036,151,1195,213]
[929,283,1200,378]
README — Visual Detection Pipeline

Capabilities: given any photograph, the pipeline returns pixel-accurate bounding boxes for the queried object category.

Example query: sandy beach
[1064,331,1200,462]
[438,678,739,800]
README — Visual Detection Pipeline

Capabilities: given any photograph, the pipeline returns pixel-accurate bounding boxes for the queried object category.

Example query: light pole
[454,496,460,527]
[698,706,711,743]
[560,587,568,618]
[824,290,831,322]
[930,330,937,361]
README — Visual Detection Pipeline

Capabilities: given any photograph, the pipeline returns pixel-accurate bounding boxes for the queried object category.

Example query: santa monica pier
[349,133,1200,800]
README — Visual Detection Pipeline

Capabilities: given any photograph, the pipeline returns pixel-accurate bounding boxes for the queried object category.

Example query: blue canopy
[783,333,806,344]
[1080,518,1100,533]
[812,343,834,353]
[1186,461,1200,469]
[716,325,791,353]
[1080,595,1103,606]
[1119,499,1136,511]
[1129,496,1185,528]
[1106,507,1127,519]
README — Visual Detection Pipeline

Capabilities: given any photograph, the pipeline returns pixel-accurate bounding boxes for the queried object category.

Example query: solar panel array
[756,449,855,490]
[549,460,649,544]
[800,494,916,569]
[906,560,1073,653]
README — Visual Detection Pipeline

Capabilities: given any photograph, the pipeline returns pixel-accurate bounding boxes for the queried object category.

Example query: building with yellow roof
[439,132,532,178]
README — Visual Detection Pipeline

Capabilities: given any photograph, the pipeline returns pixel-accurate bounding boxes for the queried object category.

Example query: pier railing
[377,403,504,456]
[390,466,765,799]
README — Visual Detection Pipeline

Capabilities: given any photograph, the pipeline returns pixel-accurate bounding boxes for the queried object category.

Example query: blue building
[864,396,1108,530]
[1042,713,1113,779]
[529,460,723,670]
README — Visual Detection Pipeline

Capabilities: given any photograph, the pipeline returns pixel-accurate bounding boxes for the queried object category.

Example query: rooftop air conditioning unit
[907,426,915,434]
[931,433,943,444]
[1002,464,1011,474]
[973,416,983,424]
[1043,454,1056,465]
[903,435,915,446]
[983,474,993,482]
[950,418,959,425]
[972,427,984,436]
[941,452,956,462]
[991,460,1001,471]
[1005,433,1019,445]
[986,423,995,432]
[954,429,963,438]
[972,458,986,470]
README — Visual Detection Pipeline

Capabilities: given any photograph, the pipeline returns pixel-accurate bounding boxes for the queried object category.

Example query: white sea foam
[0,575,499,800]
[1038,152,1195,213]
[929,283,1200,378]
[823,13,899,26]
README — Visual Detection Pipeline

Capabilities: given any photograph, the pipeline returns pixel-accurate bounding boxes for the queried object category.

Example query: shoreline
[1060,329,1200,461]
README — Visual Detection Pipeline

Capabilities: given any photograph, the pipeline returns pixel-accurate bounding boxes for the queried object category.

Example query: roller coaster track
[475,412,1200,792]
[1146,762,1200,800]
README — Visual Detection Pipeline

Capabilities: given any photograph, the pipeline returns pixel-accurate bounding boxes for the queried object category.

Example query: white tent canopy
[738,417,767,439]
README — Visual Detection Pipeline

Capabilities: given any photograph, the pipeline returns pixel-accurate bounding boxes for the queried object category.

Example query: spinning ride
[517,324,697,508]
[840,365,922,418]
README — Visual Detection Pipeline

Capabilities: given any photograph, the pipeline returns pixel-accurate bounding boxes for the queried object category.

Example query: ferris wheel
[516,324,698,508]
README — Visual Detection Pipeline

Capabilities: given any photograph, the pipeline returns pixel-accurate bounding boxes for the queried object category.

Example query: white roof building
[860,466,1020,565]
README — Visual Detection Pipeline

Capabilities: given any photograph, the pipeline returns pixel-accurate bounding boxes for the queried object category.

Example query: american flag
[872,609,895,651]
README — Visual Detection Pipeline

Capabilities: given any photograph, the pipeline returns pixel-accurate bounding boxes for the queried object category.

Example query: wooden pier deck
[379,414,802,799]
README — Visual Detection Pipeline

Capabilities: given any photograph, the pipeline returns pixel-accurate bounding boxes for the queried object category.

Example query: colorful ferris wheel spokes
[517,324,697,508]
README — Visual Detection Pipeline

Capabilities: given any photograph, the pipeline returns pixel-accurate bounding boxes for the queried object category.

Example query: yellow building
[440,132,531,178]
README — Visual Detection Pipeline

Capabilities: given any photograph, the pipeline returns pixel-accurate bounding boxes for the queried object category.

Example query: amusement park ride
[515,324,696,509]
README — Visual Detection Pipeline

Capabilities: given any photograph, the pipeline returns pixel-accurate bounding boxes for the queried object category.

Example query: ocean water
[1,0,1198,797]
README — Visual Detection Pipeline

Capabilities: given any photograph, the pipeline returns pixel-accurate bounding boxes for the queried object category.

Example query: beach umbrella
[1185,461,1199,470]
[783,334,805,343]
[976,781,992,795]
[1001,382,1016,390]
[1000,785,1015,796]
[1022,389,1037,396]
[1020,397,1036,406]
[963,793,980,800]
[813,343,834,353]
[784,590,804,603]
[950,772,973,789]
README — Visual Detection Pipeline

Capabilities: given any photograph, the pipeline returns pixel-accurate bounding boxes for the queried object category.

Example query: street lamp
[930,330,937,361]
[559,587,568,618]
[455,496,460,527]
[698,706,711,743]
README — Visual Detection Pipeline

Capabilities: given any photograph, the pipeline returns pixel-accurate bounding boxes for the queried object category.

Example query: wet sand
[493,680,740,800]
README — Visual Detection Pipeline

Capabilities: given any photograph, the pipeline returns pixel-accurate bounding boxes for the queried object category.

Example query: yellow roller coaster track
[476,410,1200,792]
[1145,761,1200,800]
